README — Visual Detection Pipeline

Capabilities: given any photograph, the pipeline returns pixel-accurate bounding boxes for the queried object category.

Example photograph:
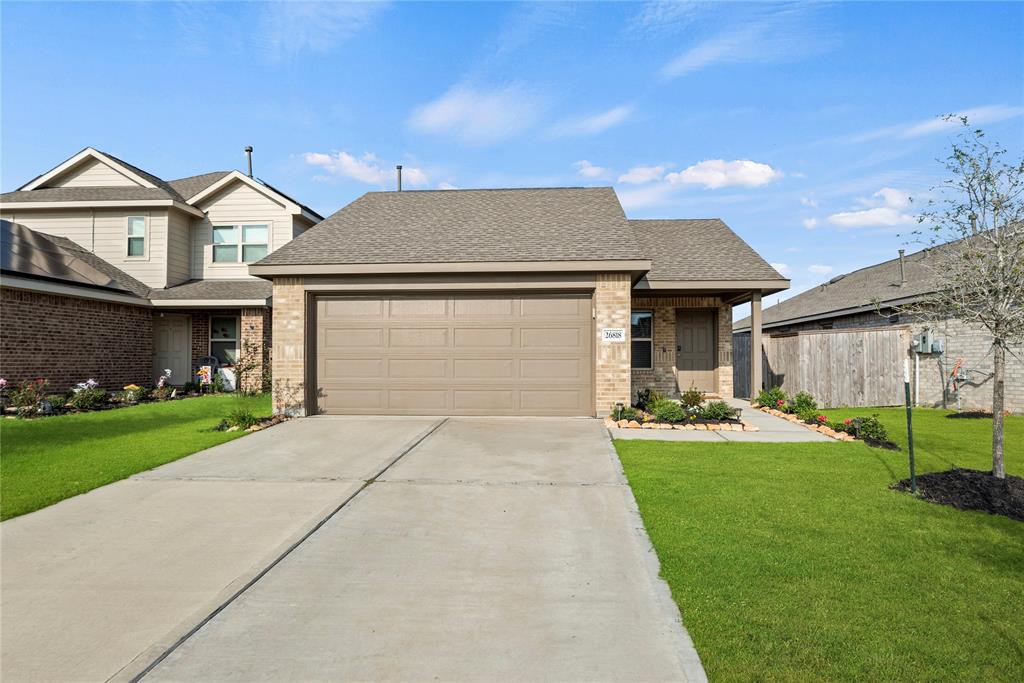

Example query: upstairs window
[212,224,269,263]
[631,311,653,369]
[126,216,146,257]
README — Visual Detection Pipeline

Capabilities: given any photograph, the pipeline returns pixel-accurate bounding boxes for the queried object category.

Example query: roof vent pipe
[244,146,254,178]
[898,248,906,286]
[396,165,402,192]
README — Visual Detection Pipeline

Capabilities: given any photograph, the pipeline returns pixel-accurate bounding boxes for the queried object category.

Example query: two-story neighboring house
[0,147,321,392]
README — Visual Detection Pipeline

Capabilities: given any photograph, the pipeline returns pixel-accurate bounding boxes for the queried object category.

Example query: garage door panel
[452,389,515,411]
[323,328,383,350]
[520,327,582,349]
[322,299,383,318]
[389,358,448,379]
[389,328,449,348]
[315,294,592,416]
[453,327,515,348]
[453,297,515,317]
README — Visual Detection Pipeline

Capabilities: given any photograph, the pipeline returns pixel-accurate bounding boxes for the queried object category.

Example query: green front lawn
[617,408,1023,682]
[0,394,271,521]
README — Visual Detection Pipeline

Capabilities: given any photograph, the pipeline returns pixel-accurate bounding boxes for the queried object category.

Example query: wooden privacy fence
[733,326,911,408]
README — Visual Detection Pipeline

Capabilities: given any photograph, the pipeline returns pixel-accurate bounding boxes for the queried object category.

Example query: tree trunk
[992,342,1006,479]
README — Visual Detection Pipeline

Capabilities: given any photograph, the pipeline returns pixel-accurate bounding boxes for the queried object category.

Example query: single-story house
[732,245,1023,412]
[250,187,788,417]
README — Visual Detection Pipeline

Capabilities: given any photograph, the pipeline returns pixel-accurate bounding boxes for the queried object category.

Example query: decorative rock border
[603,416,760,432]
[753,405,857,441]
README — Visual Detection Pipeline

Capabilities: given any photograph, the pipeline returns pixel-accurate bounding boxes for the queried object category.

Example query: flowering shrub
[73,379,99,393]
[9,378,49,416]
[816,414,828,424]
[756,387,787,408]
[789,391,818,415]
[67,387,108,410]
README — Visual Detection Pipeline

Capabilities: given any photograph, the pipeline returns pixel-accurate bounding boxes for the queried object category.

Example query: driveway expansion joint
[130,418,448,682]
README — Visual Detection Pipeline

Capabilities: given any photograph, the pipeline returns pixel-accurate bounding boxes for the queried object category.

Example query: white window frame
[209,315,240,368]
[211,223,269,264]
[125,215,148,259]
[631,310,654,370]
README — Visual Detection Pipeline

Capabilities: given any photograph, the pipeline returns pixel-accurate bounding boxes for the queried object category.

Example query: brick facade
[630,295,734,401]
[186,307,271,391]
[594,273,633,415]
[0,287,153,392]
[271,277,306,415]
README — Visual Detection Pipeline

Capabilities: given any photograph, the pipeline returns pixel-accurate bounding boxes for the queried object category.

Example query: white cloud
[802,218,818,230]
[259,1,387,62]
[303,151,428,187]
[770,262,791,276]
[849,105,1024,143]
[827,187,915,228]
[618,164,667,184]
[437,181,459,190]
[549,105,633,137]
[808,264,833,275]
[665,159,782,189]
[800,196,818,208]
[408,84,542,145]
[616,183,676,211]
[659,4,833,79]
[573,160,608,179]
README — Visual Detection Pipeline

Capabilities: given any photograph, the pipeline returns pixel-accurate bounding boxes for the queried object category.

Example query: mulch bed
[946,411,993,419]
[892,468,1024,521]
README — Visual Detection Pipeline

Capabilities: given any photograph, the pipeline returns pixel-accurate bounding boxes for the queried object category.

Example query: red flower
[844,418,853,426]
[817,415,827,423]
[776,399,785,406]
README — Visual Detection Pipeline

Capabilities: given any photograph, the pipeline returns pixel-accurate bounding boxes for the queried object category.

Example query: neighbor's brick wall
[240,307,272,393]
[271,277,306,415]
[630,296,734,399]
[594,273,632,416]
[0,287,152,392]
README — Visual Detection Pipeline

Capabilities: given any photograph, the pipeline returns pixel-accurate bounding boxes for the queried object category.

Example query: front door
[153,314,190,386]
[676,309,716,394]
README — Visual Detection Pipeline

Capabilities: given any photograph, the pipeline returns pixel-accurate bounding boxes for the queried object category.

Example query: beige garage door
[314,293,593,416]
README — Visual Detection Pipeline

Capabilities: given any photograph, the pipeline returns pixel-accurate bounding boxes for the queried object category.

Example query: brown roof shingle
[631,219,785,281]
[257,187,642,266]
[149,279,272,301]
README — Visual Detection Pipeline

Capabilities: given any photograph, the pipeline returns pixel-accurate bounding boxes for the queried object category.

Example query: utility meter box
[913,329,935,354]
[931,339,944,354]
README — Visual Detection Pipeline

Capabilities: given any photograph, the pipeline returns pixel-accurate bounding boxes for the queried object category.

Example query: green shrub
[181,381,199,394]
[67,387,108,410]
[650,398,685,423]
[789,391,817,414]
[854,415,890,443]
[797,407,821,423]
[151,386,175,401]
[9,379,49,415]
[680,386,704,410]
[612,405,640,421]
[701,400,737,421]
[635,387,664,411]
[756,386,787,408]
[226,408,260,429]
[47,394,67,410]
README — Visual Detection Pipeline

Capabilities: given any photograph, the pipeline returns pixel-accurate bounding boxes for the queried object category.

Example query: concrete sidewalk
[611,397,833,442]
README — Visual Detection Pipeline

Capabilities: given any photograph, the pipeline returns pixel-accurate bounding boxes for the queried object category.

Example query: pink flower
[817,415,827,423]
[844,418,853,426]
[776,399,785,406]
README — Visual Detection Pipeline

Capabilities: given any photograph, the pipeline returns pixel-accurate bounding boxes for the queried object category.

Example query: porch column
[750,292,762,397]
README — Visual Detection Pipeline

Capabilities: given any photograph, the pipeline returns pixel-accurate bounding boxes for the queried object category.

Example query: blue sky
[2,1,1022,316]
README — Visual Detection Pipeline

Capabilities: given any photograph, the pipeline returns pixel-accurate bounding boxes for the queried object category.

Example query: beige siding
[45,157,141,188]
[0,208,169,288]
[192,180,293,280]
[166,209,192,285]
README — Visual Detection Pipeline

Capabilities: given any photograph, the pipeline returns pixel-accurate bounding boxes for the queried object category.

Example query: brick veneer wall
[0,287,152,392]
[594,273,632,416]
[271,277,306,415]
[630,295,734,400]
[187,307,272,392]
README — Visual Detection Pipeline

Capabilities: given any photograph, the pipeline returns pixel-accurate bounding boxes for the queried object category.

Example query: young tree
[910,118,1023,478]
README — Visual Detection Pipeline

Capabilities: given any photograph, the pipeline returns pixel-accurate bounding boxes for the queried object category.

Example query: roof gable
[19,148,160,192]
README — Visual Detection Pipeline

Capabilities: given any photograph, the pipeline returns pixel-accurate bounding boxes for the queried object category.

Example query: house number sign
[601,328,626,342]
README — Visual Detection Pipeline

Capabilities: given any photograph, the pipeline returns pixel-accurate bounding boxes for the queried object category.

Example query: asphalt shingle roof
[0,187,178,204]
[149,279,272,301]
[258,187,642,266]
[166,171,232,201]
[1,220,150,297]
[733,246,946,331]
[631,219,785,281]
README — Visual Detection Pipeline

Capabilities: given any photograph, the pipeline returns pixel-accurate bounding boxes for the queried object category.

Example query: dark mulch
[863,437,901,451]
[946,411,993,419]
[892,468,1024,521]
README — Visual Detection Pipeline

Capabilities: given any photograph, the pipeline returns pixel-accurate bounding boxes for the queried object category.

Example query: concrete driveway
[2,417,705,683]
